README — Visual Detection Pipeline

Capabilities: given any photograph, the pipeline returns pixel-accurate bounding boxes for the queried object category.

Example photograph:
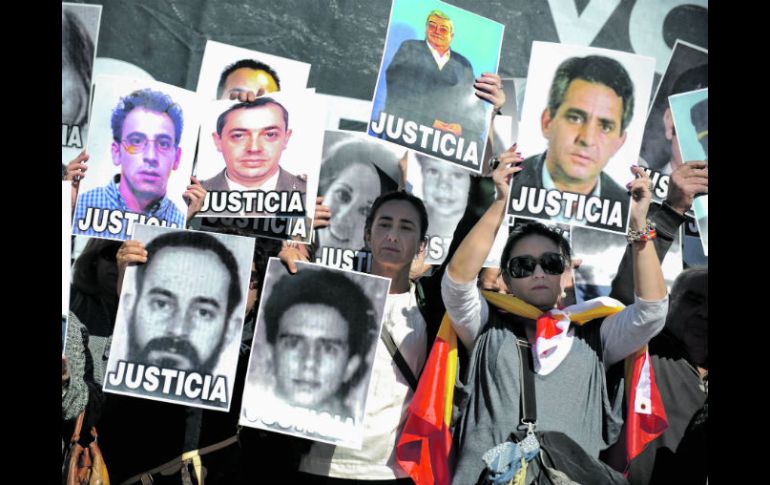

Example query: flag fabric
[624,346,669,465]
[395,314,457,485]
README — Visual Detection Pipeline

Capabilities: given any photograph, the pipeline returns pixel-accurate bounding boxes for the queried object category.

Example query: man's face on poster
[127,247,232,373]
[425,15,453,53]
[213,104,292,187]
[111,108,181,200]
[219,68,279,100]
[542,79,627,190]
[420,157,470,218]
[272,303,360,410]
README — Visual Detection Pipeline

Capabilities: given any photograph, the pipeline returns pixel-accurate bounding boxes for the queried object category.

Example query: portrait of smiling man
[201,97,307,216]
[377,8,492,154]
[73,88,187,238]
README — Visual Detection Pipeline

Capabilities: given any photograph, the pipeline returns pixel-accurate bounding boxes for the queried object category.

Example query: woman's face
[321,163,380,249]
[62,44,88,126]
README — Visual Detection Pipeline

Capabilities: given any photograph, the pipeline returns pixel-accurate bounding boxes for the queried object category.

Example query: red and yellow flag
[395,314,457,485]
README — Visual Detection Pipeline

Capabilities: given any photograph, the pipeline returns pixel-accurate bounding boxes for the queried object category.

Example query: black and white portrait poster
[638,40,707,205]
[669,88,708,256]
[571,224,683,303]
[62,181,72,352]
[62,2,102,168]
[72,75,201,241]
[195,40,311,100]
[103,224,255,411]
[314,130,402,273]
[506,41,655,235]
[367,0,504,173]
[194,90,324,229]
[240,258,390,448]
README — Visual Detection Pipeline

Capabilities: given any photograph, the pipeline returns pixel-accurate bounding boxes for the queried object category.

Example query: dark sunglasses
[506,252,567,278]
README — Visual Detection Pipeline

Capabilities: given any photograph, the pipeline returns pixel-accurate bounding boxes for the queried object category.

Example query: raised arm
[446,145,522,284]
[602,167,669,365]
[627,166,668,301]
[610,161,708,304]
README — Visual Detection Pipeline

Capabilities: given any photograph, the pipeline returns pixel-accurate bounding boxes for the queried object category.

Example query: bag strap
[381,326,419,392]
[122,435,239,485]
[515,338,537,428]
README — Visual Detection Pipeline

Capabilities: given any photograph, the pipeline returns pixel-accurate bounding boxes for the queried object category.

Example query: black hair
[263,267,378,392]
[217,59,281,98]
[500,221,572,282]
[548,55,635,133]
[364,191,429,243]
[216,97,289,136]
[111,89,184,146]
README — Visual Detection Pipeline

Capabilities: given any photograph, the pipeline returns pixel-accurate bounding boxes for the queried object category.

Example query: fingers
[229,91,258,102]
[474,89,497,103]
[474,73,505,109]
[313,202,331,229]
[66,150,90,183]
[626,167,652,200]
[474,72,501,90]
[117,240,148,265]
[683,160,708,170]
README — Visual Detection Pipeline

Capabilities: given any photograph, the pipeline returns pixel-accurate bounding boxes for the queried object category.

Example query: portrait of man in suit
[382,9,486,149]
[510,55,636,230]
[202,97,307,216]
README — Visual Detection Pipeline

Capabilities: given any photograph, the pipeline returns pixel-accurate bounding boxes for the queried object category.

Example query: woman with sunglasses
[442,147,668,484]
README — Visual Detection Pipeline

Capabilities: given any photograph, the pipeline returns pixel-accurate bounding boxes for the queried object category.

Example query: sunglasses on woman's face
[506,252,567,278]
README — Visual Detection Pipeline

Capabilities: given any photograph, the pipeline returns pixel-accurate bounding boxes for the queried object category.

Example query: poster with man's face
[367,0,504,173]
[313,130,402,273]
[669,88,708,256]
[638,41,707,204]
[506,42,655,235]
[571,223,683,303]
[71,75,200,241]
[195,40,311,100]
[62,3,102,168]
[103,224,255,411]
[193,90,324,241]
[240,258,389,449]
[62,181,72,352]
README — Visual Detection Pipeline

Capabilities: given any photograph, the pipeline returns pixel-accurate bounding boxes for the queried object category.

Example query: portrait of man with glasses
[72,88,187,239]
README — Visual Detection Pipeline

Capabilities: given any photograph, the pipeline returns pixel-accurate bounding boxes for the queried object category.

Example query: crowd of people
[62,7,707,485]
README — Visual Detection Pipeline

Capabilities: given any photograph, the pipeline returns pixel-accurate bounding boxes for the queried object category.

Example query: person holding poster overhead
[446,157,667,483]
